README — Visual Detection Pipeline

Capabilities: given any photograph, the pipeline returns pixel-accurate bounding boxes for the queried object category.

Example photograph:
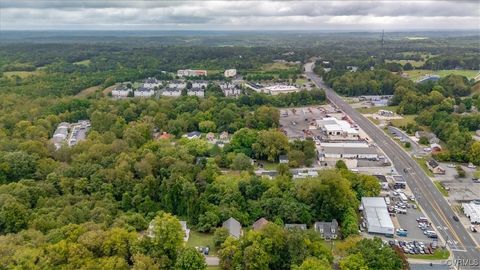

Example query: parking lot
[435,162,480,202]
[279,105,336,139]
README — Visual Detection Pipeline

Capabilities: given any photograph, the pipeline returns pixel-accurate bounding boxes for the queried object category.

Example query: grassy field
[433,181,449,197]
[76,85,101,97]
[390,115,417,128]
[73,59,91,66]
[3,70,39,78]
[406,248,450,260]
[357,105,399,114]
[207,267,220,270]
[261,62,299,72]
[186,231,217,255]
[404,69,480,81]
[386,59,424,68]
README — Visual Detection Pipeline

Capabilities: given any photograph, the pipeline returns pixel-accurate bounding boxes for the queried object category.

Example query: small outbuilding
[223,217,242,238]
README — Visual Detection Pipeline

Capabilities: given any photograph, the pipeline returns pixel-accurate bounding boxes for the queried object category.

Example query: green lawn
[385,59,424,68]
[406,248,450,260]
[357,105,399,114]
[73,59,91,66]
[404,69,480,81]
[433,181,449,197]
[366,116,380,125]
[261,62,299,72]
[413,157,434,177]
[3,70,39,78]
[390,115,417,128]
[187,231,217,255]
[207,267,221,270]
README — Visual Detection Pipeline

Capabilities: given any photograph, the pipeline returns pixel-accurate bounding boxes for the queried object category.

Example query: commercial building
[263,84,299,95]
[462,201,480,224]
[177,69,207,77]
[224,69,237,78]
[426,159,445,174]
[317,142,378,161]
[360,197,395,236]
[316,117,359,141]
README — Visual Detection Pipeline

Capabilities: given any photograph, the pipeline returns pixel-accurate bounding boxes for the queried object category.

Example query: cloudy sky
[0,0,479,31]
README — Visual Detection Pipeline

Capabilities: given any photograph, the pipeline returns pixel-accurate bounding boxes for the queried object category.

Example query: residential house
[279,155,289,164]
[314,219,338,240]
[192,80,208,89]
[430,143,442,153]
[187,87,204,97]
[168,80,186,89]
[224,69,237,78]
[134,86,155,97]
[426,159,445,174]
[223,217,242,238]
[415,131,439,144]
[179,221,190,242]
[252,218,269,231]
[111,84,133,98]
[219,131,229,141]
[156,132,173,140]
[143,77,161,89]
[206,132,215,141]
[220,82,241,97]
[162,88,182,97]
[147,219,189,242]
[285,224,307,230]
[184,131,201,139]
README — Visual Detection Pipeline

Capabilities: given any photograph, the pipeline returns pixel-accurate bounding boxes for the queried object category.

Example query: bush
[213,227,230,249]
[419,137,429,145]
[404,142,411,148]
[456,165,466,178]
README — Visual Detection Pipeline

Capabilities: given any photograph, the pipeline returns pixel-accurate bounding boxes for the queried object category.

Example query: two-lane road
[305,63,479,269]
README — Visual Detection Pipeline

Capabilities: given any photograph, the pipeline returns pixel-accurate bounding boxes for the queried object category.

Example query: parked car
[467,163,477,169]
[452,215,459,222]
[447,164,455,168]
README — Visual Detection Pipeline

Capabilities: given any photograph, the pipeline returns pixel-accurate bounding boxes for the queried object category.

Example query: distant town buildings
[224,69,237,78]
[111,84,133,98]
[52,120,91,149]
[134,86,155,97]
[220,82,241,97]
[177,69,208,77]
[161,88,182,97]
[187,88,205,97]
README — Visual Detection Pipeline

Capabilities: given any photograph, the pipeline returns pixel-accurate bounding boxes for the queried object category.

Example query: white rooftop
[362,197,394,231]
[317,117,358,135]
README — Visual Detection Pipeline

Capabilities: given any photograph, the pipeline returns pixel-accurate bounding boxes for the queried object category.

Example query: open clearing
[3,70,39,78]
[186,231,217,255]
[76,85,102,97]
[261,61,299,72]
[404,69,480,81]
[73,59,91,66]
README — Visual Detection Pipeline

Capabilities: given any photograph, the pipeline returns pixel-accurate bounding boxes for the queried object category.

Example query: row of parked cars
[416,217,438,239]
[389,239,438,255]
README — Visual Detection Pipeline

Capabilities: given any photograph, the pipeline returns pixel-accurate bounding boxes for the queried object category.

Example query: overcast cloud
[0,0,479,30]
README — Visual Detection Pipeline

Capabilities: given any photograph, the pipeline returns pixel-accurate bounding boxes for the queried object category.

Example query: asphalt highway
[305,63,480,269]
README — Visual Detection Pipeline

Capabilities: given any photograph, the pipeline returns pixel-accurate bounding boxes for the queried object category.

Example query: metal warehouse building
[360,197,395,236]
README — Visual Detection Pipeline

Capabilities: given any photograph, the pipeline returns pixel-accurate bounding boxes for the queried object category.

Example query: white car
[447,164,455,168]
[467,163,477,169]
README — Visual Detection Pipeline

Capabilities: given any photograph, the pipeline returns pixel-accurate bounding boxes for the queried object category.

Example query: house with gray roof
[223,217,242,238]
[314,219,338,240]
[187,87,204,97]
[252,218,269,231]
[162,87,182,97]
